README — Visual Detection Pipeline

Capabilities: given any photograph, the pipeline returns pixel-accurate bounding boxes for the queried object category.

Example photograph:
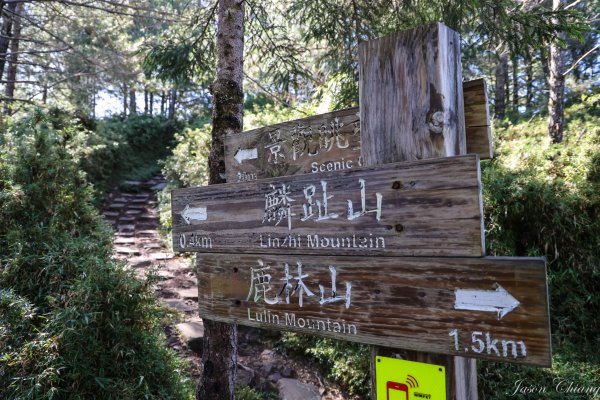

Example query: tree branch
[243,71,309,116]
[563,44,599,76]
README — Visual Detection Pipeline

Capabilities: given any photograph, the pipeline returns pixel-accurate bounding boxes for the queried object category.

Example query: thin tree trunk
[504,60,509,112]
[3,2,22,115]
[129,88,137,115]
[548,0,566,143]
[91,89,96,119]
[540,47,549,87]
[494,51,508,119]
[42,82,48,104]
[197,0,244,399]
[525,49,533,111]
[123,83,128,115]
[149,91,153,115]
[160,90,165,116]
[512,54,518,110]
[168,88,176,119]
[144,87,148,114]
[0,1,17,81]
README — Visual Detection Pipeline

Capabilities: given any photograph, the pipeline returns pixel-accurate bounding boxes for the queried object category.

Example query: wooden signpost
[172,155,484,257]
[196,253,550,367]
[224,80,492,183]
[172,23,551,400]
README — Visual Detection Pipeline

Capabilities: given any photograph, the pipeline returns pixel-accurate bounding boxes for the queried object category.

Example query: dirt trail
[101,176,355,400]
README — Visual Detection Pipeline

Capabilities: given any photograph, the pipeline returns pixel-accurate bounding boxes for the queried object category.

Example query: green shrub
[0,110,194,399]
[477,100,600,398]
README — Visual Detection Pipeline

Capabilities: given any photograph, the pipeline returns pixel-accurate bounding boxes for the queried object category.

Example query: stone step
[277,379,320,400]
[117,224,135,232]
[149,252,174,261]
[163,298,196,313]
[114,237,136,245]
[115,246,141,256]
[176,318,204,353]
[129,257,152,268]
[175,287,198,300]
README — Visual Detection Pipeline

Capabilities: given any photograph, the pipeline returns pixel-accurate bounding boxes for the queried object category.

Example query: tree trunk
[548,0,566,143]
[149,91,153,115]
[42,82,48,104]
[129,88,137,115]
[123,83,128,115]
[160,90,165,116]
[144,87,149,114]
[168,88,176,119]
[3,1,22,115]
[525,50,533,111]
[0,0,17,81]
[494,51,508,119]
[512,54,518,110]
[540,47,549,88]
[197,0,244,399]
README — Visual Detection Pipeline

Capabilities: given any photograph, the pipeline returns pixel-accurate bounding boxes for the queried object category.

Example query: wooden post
[359,23,478,400]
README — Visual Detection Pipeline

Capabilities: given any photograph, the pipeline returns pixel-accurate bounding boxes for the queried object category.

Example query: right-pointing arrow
[454,283,520,319]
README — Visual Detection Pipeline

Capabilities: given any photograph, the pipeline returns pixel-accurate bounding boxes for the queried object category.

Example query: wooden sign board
[172,155,484,257]
[196,253,551,367]
[224,80,492,183]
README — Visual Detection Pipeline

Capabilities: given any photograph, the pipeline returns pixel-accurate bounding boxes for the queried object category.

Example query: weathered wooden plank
[359,22,465,165]
[224,108,361,183]
[196,253,551,367]
[466,126,493,161]
[464,78,493,160]
[224,81,492,184]
[463,78,490,127]
[172,155,484,257]
[359,24,476,399]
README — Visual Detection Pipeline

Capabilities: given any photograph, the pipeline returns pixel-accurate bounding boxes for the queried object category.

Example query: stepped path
[101,176,355,400]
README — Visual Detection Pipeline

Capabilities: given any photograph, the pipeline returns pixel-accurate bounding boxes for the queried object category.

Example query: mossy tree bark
[197,0,244,399]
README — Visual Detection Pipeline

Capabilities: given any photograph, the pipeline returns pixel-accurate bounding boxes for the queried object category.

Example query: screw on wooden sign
[195,253,551,367]
[171,155,485,257]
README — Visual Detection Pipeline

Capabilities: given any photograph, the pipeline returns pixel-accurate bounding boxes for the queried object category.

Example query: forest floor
[101,175,356,400]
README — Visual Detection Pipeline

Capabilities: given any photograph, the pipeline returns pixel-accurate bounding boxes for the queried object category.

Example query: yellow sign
[375,357,446,400]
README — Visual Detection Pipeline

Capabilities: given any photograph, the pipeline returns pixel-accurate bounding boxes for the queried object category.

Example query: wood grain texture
[224,108,361,183]
[358,24,475,400]
[172,155,484,257]
[463,78,493,159]
[359,22,465,165]
[196,253,551,367]
[224,80,492,184]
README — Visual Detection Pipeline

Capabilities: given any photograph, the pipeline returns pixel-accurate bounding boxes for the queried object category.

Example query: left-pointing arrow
[180,204,208,224]
[234,147,258,164]
[454,284,520,319]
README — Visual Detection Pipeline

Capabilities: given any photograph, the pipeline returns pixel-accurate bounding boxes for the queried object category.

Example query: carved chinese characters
[171,155,484,257]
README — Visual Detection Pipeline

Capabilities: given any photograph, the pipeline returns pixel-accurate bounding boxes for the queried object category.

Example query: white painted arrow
[454,284,520,320]
[234,147,258,164]
[180,204,207,224]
